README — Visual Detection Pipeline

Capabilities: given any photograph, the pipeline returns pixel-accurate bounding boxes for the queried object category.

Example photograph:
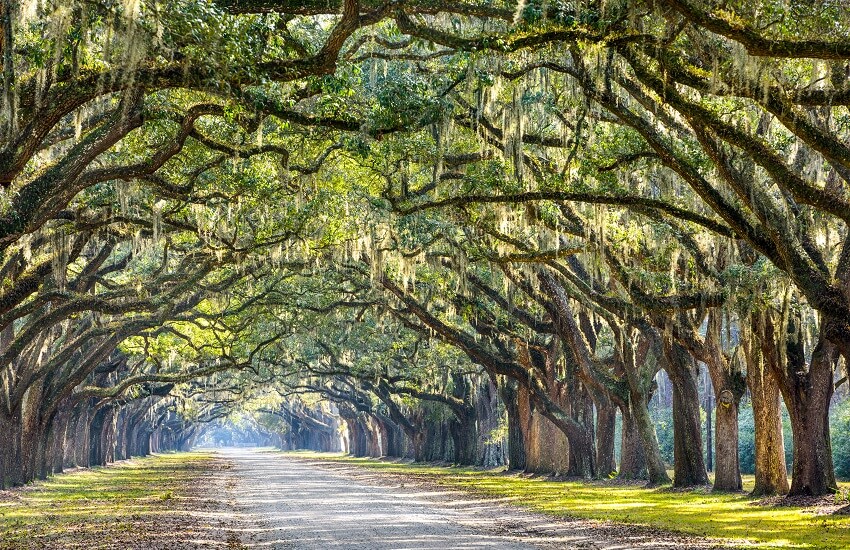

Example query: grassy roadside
[286,451,850,549]
[0,452,220,549]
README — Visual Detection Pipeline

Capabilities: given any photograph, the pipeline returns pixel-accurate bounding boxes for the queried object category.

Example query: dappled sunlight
[301,452,850,549]
[3,448,847,549]
[0,452,227,549]
[176,448,716,549]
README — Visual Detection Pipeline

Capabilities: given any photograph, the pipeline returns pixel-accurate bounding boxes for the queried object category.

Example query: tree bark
[499,378,527,471]
[764,313,838,496]
[621,333,669,485]
[664,342,709,487]
[713,396,742,491]
[19,383,45,485]
[617,407,647,479]
[699,312,745,492]
[745,319,789,496]
[704,370,713,473]
[48,402,72,476]
[450,412,479,465]
[749,370,790,495]
[566,382,596,478]
[0,408,21,488]
[596,400,617,478]
[784,342,837,495]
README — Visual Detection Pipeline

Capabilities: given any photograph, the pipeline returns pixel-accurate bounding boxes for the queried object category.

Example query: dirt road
[216,448,717,549]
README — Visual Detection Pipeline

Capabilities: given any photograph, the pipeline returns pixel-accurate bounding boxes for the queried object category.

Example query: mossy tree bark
[745,322,789,496]
[663,340,709,487]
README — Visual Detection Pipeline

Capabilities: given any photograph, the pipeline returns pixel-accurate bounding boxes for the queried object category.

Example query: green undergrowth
[284,450,850,549]
[0,452,214,549]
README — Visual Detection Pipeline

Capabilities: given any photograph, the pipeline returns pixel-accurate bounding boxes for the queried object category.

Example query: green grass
[0,452,214,549]
[286,451,850,549]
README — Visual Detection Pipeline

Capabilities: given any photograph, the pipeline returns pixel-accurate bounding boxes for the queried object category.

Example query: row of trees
[1,0,848,498]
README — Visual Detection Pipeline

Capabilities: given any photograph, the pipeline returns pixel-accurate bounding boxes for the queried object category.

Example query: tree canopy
[1,0,849,499]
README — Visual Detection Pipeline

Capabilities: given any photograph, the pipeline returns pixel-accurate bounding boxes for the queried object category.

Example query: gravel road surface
[214,448,719,549]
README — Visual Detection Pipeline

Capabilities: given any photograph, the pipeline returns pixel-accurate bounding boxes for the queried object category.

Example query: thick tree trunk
[751,383,789,495]
[0,409,21,488]
[621,331,669,485]
[450,412,478,465]
[89,406,113,467]
[746,339,789,495]
[114,409,130,461]
[410,425,427,461]
[373,416,388,457]
[565,430,594,478]
[18,384,45,485]
[137,429,151,457]
[704,377,713,473]
[48,403,71,476]
[352,419,369,457]
[671,378,709,486]
[383,421,406,458]
[764,314,837,496]
[664,343,709,487]
[35,410,60,480]
[699,311,745,492]
[630,387,669,484]
[617,408,646,479]
[477,379,507,467]
[520,390,571,475]
[713,397,742,491]
[103,408,117,464]
[126,417,142,458]
[785,344,837,496]
[449,374,482,466]
[73,405,92,467]
[499,379,527,471]
[566,383,596,478]
[18,384,44,484]
[595,401,617,478]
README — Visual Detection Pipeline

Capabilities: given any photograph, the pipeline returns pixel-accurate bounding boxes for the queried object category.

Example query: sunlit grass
[286,450,850,549]
[0,452,213,548]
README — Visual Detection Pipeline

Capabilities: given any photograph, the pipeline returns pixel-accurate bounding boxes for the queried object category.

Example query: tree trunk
[475,377,507,467]
[77,405,93,466]
[48,403,71,476]
[620,330,670,485]
[664,343,709,487]
[565,429,594,478]
[713,396,742,491]
[630,388,669,484]
[450,411,478,465]
[595,401,617,478]
[89,406,112,467]
[750,379,789,495]
[671,378,709,486]
[19,384,45,485]
[566,382,596,478]
[746,329,789,495]
[618,407,646,479]
[784,343,837,496]
[700,311,745,492]
[499,379,527,471]
[764,313,837,496]
[114,409,130,461]
[704,372,713,473]
[0,409,21,488]
[521,391,571,475]
[35,410,59,480]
